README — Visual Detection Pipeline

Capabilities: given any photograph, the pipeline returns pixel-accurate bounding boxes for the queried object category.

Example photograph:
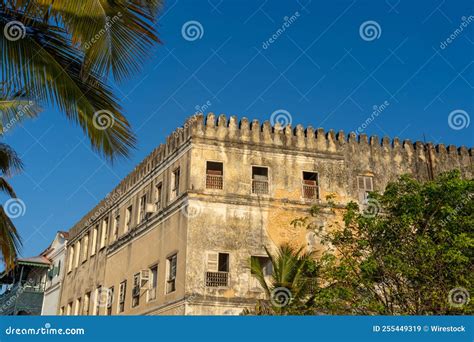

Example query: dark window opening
[251,256,273,277]
[302,172,319,200]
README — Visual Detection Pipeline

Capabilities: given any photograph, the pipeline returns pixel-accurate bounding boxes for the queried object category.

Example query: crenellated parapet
[68,113,473,239]
[190,113,472,159]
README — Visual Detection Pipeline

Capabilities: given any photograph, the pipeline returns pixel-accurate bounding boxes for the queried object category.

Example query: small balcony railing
[206,174,223,189]
[205,271,229,287]
[302,184,318,200]
[0,282,44,315]
[252,180,269,195]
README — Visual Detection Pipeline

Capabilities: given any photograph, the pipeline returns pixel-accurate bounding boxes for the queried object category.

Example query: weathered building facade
[58,113,473,315]
[41,231,68,315]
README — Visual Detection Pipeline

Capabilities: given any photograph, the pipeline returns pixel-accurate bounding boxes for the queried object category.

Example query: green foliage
[242,244,318,315]
[0,143,22,270]
[0,0,163,161]
[313,170,473,315]
[0,0,163,269]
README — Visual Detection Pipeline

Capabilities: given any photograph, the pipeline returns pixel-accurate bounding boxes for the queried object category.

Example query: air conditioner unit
[145,203,156,214]
[140,270,150,288]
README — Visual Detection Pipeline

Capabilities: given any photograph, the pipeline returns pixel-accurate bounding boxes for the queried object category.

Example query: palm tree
[0,0,163,160]
[0,94,40,270]
[0,142,23,270]
[0,1,162,268]
[245,244,318,315]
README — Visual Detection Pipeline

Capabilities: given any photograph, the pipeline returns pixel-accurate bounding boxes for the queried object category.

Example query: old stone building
[58,113,473,315]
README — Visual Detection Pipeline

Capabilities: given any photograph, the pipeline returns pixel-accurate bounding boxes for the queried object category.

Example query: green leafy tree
[310,171,473,315]
[243,244,318,315]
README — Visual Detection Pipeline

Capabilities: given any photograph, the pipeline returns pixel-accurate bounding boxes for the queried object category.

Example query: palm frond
[0,91,41,134]
[0,142,23,176]
[250,255,271,297]
[0,11,136,160]
[32,0,161,82]
[0,205,21,270]
[0,177,17,197]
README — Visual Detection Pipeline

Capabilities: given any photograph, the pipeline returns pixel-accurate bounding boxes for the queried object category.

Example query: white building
[41,231,68,315]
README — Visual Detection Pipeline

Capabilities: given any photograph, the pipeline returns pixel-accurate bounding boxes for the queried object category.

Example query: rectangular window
[74,241,81,268]
[132,273,140,307]
[206,161,223,189]
[113,213,120,241]
[94,286,102,315]
[67,246,74,273]
[155,182,162,209]
[357,176,374,203]
[66,302,72,316]
[251,256,273,277]
[171,168,180,199]
[166,254,177,293]
[91,225,98,256]
[107,287,114,315]
[100,217,108,249]
[83,292,90,315]
[125,206,132,232]
[148,265,158,301]
[252,166,269,194]
[205,252,229,287]
[302,171,319,200]
[139,194,147,223]
[74,298,81,316]
[250,256,272,290]
[118,281,127,313]
[82,234,89,262]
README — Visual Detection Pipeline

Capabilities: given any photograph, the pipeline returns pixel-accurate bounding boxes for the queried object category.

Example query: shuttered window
[357,176,374,203]
[206,252,229,287]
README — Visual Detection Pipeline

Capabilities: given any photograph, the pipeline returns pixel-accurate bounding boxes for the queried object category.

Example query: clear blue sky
[3,0,473,258]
